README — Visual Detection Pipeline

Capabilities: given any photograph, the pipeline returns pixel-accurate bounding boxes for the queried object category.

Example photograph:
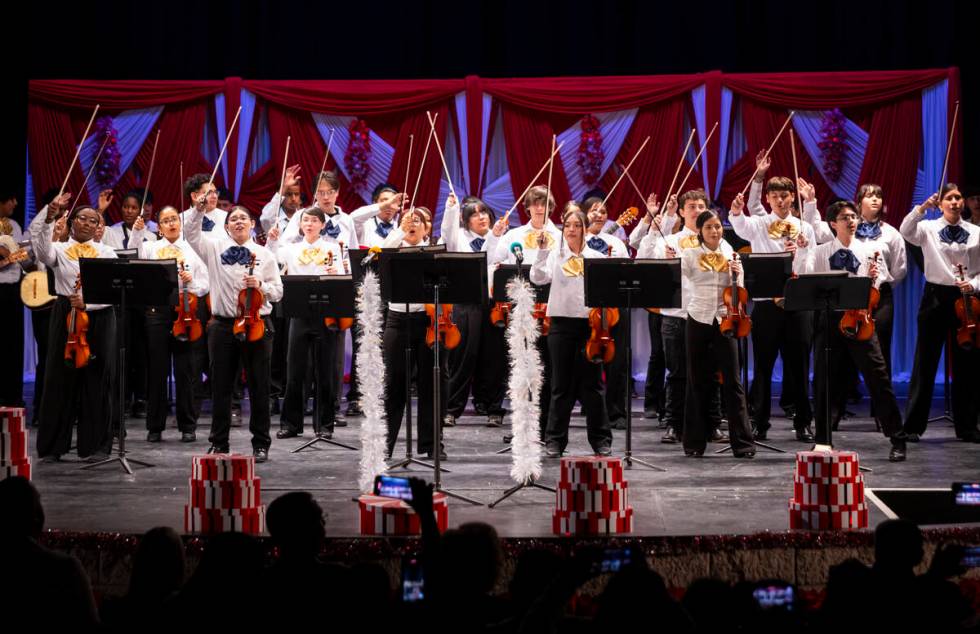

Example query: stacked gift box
[1,407,31,481]
[553,456,633,535]
[788,450,868,530]
[358,492,449,536]
[184,454,264,534]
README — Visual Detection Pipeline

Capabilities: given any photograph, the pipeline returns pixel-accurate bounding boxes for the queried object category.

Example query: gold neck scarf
[561,255,584,277]
[64,242,99,261]
[698,251,729,272]
[767,219,799,240]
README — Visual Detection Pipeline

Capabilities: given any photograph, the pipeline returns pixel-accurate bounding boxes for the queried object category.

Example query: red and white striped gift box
[788,499,869,530]
[559,456,625,487]
[191,454,255,482]
[552,507,634,535]
[792,474,865,507]
[556,482,629,514]
[0,407,26,433]
[794,451,860,480]
[183,506,266,534]
[0,430,28,462]
[357,493,449,536]
[188,477,262,510]
[0,458,31,480]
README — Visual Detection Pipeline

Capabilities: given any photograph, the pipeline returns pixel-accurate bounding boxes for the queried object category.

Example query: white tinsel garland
[356,270,389,493]
[506,277,544,484]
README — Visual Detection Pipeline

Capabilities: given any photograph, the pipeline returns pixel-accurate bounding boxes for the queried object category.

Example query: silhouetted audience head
[0,476,44,540]
[266,491,326,559]
[437,522,502,598]
[874,519,924,572]
[129,527,185,602]
[682,577,740,631]
[596,566,691,630]
[509,548,562,609]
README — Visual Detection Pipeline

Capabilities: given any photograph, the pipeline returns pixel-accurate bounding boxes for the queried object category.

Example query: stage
[26,396,980,537]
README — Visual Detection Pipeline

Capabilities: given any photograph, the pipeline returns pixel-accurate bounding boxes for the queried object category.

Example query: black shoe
[594,444,612,456]
[486,414,504,428]
[753,427,768,441]
[181,431,196,443]
[643,408,659,420]
[83,452,110,463]
[317,429,333,440]
[795,426,815,443]
[710,428,729,443]
[345,403,364,417]
[661,426,678,444]
[425,449,448,461]
[889,437,907,462]
[276,429,300,439]
[271,398,281,415]
[503,433,513,444]
[207,444,230,454]
[146,431,162,443]
[733,451,756,459]
[781,405,796,419]
[684,450,704,457]
[304,407,314,417]
[545,442,562,458]
[40,454,62,463]
[957,430,980,443]
[334,418,348,427]
[904,432,920,442]
[610,418,627,430]
[474,403,489,416]
[254,448,269,463]
[130,401,147,419]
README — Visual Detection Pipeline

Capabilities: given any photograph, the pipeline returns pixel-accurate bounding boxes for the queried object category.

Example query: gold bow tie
[699,252,729,272]
[298,247,329,266]
[561,255,584,277]
[679,234,701,249]
[523,230,555,250]
[156,245,184,263]
[64,242,99,261]
[767,219,799,240]
[0,218,11,236]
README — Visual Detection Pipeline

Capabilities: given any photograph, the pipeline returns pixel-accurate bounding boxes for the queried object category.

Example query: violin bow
[426,111,457,201]
[502,140,565,223]
[938,100,961,198]
[140,129,161,222]
[207,106,243,189]
[408,114,438,217]
[67,133,111,217]
[57,104,101,202]
[673,121,719,199]
[739,111,796,197]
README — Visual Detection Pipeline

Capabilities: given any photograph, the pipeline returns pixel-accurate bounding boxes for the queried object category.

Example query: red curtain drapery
[241,79,464,117]
[482,74,704,113]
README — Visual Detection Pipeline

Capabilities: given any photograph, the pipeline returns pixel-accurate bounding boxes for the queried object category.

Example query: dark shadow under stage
[26,397,980,537]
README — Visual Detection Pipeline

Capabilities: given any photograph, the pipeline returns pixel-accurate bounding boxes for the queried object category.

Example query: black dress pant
[812,314,902,444]
[144,308,199,433]
[30,306,52,425]
[643,311,666,414]
[603,317,629,423]
[904,283,979,438]
[750,301,813,432]
[116,304,147,407]
[0,283,24,406]
[207,317,273,450]
[383,311,445,455]
[269,301,288,402]
[280,316,337,434]
[36,299,116,458]
[447,303,507,417]
[661,315,721,436]
[683,318,754,454]
[545,317,612,452]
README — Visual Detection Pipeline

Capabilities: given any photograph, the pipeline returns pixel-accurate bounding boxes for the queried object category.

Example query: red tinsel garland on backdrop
[344,118,372,195]
[577,114,604,188]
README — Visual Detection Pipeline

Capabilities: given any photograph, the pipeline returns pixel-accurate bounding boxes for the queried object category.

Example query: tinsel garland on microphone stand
[356,269,388,493]
[506,276,544,484]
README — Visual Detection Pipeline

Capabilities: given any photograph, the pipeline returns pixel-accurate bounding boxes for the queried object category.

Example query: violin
[839,251,881,342]
[585,244,619,363]
[425,303,461,350]
[172,261,203,342]
[720,253,751,338]
[324,244,354,332]
[233,252,266,342]
[954,263,980,350]
[489,291,510,329]
[64,277,91,369]
[532,302,550,336]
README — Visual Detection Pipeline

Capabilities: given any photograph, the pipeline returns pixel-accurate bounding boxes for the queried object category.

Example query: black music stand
[584,257,680,471]
[384,247,486,505]
[715,252,794,454]
[281,275,358,453]
[784,272,872,466]
[491,264,551,455]
[78,257,177,474]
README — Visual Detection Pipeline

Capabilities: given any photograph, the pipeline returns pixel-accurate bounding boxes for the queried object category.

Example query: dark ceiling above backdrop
[2,0,975,209]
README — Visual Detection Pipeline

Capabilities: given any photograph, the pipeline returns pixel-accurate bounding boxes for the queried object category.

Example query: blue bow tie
[829,248,861,274]
[375,219,394,239]
[323,218,341,239]
[202,216,215,232]
[939,224,968,245]
[587,236,607,253]
[220,245,252,267]
[855,222,881,240]
[469,237,486,252]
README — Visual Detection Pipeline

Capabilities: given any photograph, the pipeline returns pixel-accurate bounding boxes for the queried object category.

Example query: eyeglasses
[837,213,858,221]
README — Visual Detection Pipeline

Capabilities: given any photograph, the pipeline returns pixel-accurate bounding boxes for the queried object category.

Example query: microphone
[361,245,382,266]
[510,242,524,263]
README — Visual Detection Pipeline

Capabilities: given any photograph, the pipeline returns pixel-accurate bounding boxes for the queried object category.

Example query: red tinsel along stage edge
[357,493,449,536]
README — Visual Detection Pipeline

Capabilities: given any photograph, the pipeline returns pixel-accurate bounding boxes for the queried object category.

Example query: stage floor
[25,398,980,537]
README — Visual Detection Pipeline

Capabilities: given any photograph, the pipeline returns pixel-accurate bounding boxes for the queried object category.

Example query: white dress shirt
[530,245,603,319]
[802,202,907,285]
[900,208,980,290]
[140,237,210,297]
[259,193,300,236]
[276,237,344,276]
[349,203,404,249]
[440,200,498,297]
[628,214,677,249]
[102,221,158,251]
[681,241,742,326]
[637,225,701,319]
[491,221,562,266]
[29,207,118,310]
[799,236,887,284]
[584,231,629,257]
[184,208,282,318]
[281,205,360,249]
[181,207,228,240]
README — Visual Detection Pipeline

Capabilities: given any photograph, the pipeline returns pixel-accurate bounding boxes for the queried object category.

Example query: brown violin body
[585,307,619,364]
[323,247,354,331]
[64,279,91,369]
[172,262,203,342]
[720,254,751,338]
[533,303,551,336]
[954,264,980,350]
[490,301,510,329]
[425,304,461,349]
[840,251,881,342]
[234,253,266,342]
